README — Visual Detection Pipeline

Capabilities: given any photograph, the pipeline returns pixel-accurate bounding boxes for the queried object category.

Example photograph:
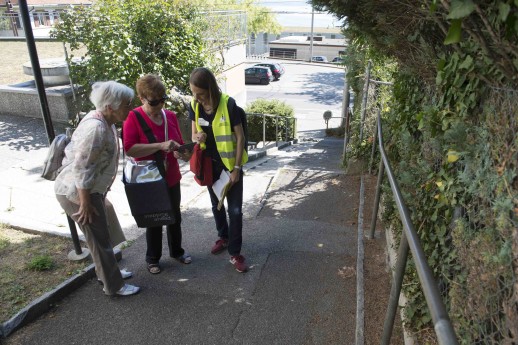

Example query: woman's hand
[73,189,99,225]
[195,132,207,143]
[229,168,240,186]
[161,140,174,152]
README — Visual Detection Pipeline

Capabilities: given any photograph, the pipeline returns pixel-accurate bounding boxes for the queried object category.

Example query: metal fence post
[341,68,349,128]
[368,109,380,174]
[369,158,384,239]
[359,60,372,144]
[262,114,266,147]
[275,116,279,147]
[285,117,288,141]
[19,0,89,262]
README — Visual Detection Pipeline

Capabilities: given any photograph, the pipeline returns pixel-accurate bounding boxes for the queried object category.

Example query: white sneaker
[119,268,133,279]
[114,284,140,296]
[97,269,133,284]
[103,283,140,296]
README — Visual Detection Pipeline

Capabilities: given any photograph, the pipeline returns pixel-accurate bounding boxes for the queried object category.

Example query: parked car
[311,56,328,62]
[331,57,344,63]
[253,62,285,80]
[245,66,274,85]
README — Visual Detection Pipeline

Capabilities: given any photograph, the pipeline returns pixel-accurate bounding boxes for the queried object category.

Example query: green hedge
[245,99,295,143]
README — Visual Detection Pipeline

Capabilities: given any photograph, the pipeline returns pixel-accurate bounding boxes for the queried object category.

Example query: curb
[0,248,121,339]
[247,139,297,162]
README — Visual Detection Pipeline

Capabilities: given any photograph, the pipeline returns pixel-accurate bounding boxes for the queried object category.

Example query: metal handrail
[369,112,459,345]
[245,113,296,147]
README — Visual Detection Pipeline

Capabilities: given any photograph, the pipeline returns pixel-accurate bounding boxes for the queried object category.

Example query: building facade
[248,26,344,56]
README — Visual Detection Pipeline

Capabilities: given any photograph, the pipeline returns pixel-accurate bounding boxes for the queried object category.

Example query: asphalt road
[245,61,346,135]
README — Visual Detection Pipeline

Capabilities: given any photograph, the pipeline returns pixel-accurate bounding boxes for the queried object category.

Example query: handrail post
[369,158,384,239]
[262,113,266,148]
[285,117,288,141]
[275,115,279,147]
[381,232,410,345]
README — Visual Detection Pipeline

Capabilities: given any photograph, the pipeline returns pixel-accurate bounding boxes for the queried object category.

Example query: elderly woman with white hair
[54,81,140,296]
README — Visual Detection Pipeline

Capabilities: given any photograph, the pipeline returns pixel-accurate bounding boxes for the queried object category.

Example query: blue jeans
[146,182,184,264]
[208,161,243,256]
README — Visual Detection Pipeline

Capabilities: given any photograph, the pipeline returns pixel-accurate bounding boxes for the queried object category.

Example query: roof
[272,36,346,46]
[282,26,343,34]
[10,0,92,5]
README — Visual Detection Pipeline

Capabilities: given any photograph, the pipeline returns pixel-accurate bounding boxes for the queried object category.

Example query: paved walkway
[1,114,361,344]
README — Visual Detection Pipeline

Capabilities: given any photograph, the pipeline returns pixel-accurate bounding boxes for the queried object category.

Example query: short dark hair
[189,67,221,110]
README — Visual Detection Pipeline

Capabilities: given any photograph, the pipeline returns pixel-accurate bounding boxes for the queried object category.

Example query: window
[270,48,296,59]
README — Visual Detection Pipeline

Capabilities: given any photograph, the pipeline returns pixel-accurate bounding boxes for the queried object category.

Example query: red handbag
[189,143,213,186]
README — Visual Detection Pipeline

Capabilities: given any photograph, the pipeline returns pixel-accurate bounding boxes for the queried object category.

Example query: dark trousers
[146,182,184,264]
[208,161,243,256]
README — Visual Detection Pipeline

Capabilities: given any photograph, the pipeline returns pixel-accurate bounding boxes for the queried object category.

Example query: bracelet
[233,165,241,170]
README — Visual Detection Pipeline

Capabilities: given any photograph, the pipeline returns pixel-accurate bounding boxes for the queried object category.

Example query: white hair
[89,81,134,111]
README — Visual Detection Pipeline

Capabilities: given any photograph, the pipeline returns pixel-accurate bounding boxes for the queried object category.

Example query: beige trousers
[56,193,124,295]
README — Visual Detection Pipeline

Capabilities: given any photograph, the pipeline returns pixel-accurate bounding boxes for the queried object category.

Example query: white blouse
[54,111,119,204]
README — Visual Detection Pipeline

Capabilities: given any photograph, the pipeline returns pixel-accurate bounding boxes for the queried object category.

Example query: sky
[256,0,343,28]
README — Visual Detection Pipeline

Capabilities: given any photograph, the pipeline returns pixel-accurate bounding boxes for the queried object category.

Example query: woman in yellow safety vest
[188,67,248,273]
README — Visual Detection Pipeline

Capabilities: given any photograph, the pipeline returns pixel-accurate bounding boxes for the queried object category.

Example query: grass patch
[27,255,54,271]
[0,224,90,323]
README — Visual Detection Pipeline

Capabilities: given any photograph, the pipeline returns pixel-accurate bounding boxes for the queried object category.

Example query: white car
[311,56,328,62]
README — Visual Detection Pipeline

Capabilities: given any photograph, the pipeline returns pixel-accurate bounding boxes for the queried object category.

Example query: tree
[52,0,212,111]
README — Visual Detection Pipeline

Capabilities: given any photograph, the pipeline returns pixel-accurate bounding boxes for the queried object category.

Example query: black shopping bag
[124,179,175,228]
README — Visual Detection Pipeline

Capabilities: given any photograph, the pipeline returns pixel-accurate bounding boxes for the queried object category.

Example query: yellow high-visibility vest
[192,94,248,170]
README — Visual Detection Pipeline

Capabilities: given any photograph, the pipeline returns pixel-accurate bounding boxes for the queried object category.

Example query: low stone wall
[0,81,78,123]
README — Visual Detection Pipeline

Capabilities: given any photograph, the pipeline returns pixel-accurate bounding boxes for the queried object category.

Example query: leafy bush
[27,255,54,271]
[245,99,295,142]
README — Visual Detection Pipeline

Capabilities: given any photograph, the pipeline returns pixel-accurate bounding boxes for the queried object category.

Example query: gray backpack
[41,129,72,181]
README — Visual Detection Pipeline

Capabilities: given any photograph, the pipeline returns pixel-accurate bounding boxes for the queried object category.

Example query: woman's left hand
[229,168,240,186]
[73,200,99,225]
[74,188,98,225]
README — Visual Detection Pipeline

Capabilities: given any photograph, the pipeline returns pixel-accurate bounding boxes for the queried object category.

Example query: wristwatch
[233,165,241,170]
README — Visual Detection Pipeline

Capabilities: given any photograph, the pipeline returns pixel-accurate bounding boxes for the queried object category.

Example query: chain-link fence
[202,10,247,50]
[446,87,517,344]
[345,62,393,171]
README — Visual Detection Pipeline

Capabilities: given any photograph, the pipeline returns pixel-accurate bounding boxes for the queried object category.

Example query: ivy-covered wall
[312,0,518,342]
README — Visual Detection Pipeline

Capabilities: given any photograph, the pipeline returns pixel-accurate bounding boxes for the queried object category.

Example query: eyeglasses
[145,95,169,106]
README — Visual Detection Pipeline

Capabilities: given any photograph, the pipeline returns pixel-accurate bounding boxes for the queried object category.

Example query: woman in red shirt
[123,74,191,274]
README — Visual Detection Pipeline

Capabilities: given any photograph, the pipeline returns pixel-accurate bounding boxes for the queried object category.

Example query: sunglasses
[146,95,169,106]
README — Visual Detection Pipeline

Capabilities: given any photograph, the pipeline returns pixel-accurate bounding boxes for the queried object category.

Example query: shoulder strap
[132,109,167,179]
[227,97,236,112]
[226,97,248,151]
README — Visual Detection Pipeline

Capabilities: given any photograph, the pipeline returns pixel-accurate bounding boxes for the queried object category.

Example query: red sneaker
[230,255,248,273]
[211,239,228,255]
